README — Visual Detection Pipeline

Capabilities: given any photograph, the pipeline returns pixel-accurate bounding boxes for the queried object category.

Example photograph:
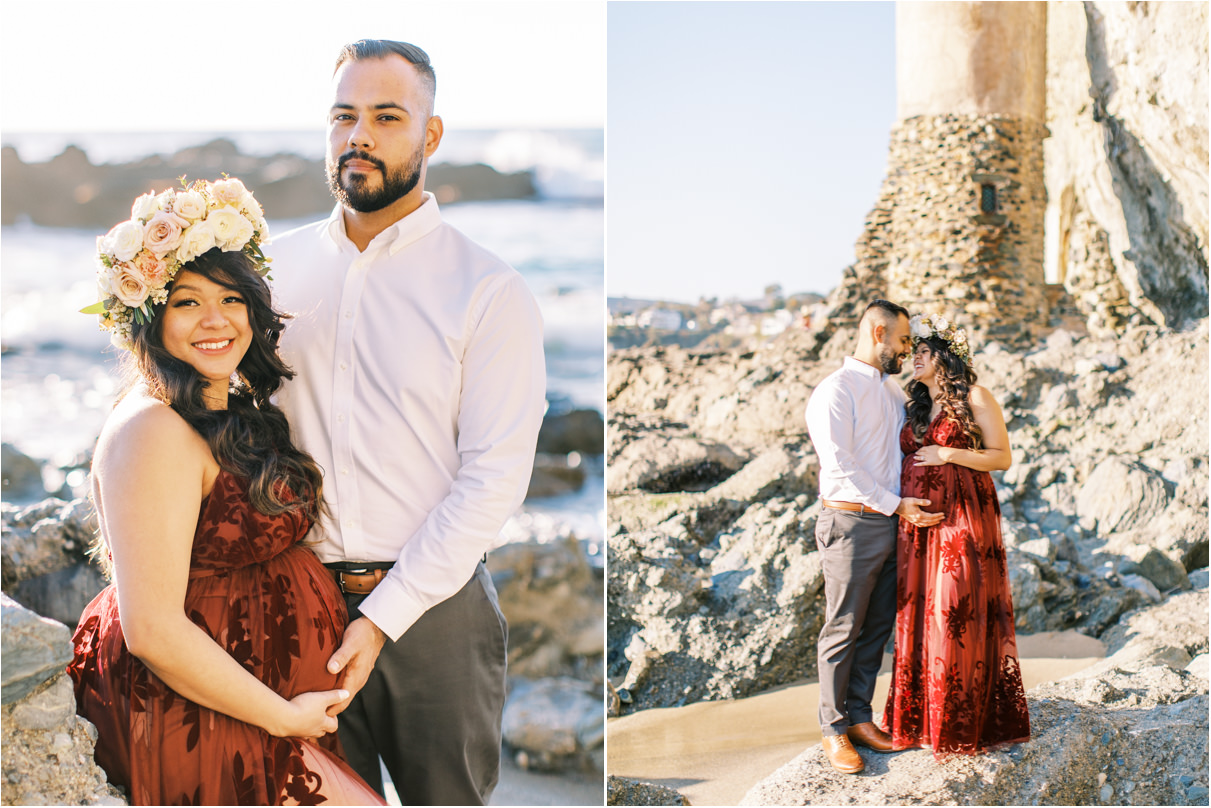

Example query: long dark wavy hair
[119,247,325,521]
[906,336,984,449]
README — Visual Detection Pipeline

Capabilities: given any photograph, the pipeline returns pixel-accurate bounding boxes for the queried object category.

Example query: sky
[607,1,897,302]
[0,0,605,132]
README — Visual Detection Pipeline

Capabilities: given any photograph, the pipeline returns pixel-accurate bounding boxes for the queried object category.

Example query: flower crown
[81,176,271,349]
[910,312,971,364]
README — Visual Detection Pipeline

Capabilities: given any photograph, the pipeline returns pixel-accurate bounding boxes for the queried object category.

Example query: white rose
[248,209,269,240]
[208,207,255,251]
[177,220,217,263]
[935,316,950,332]
[238,191,262,217]
[211,178,250,208]
[910,315,928,339]
[102,220,145,262]
[111,264,150,308]
[174,190,208,221]
[130,191,163,222]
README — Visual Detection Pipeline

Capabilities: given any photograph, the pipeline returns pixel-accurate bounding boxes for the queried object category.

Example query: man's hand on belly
[326,616,388,715]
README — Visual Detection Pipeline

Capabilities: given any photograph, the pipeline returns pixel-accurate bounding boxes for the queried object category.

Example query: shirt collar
[324,192,443,255]
[843,355,888,381]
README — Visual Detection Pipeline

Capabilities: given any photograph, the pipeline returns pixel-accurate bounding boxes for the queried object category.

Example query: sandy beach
[607,630,1107,806]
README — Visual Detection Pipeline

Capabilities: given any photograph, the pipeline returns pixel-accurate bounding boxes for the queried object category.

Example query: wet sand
[607,630,1106,807]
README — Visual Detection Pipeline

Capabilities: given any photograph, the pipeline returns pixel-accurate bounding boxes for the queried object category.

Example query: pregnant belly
[184,544,349,698]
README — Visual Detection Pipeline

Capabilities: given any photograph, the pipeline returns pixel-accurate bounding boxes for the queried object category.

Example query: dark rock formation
[1,443,47,504]
[1,140,536,228]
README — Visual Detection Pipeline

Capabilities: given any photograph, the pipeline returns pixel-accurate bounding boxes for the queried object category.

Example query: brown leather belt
[329,568,388,595]
[822,499,877,514]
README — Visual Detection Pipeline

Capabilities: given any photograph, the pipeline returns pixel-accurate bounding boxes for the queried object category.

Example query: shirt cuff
[873,490,901,517]
[356,575,426,643]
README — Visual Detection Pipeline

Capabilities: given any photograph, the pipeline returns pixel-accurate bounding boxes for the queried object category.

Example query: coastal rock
[1,594,74,705]
[606,775,690,806]
[740,589,1209,807]
[1,444,47,503]
[0,141,537,228]
[1076,455,1171,534]
[489,536,604,681]
[1045,1,1208,331]
[537,409,605,456]
[0,595,125,806]
[502,677,603,772]
[607,322,1206,710]
[607,431,746,496]
[527,453,589,499]
[608,498,825,709]
[1,497,107,628]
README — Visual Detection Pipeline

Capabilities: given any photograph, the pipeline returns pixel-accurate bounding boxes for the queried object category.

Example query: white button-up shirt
[269,193,546,641]
[805,357,906,516]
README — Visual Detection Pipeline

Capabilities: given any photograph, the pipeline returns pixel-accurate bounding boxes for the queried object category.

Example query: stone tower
[827,1,1050,346]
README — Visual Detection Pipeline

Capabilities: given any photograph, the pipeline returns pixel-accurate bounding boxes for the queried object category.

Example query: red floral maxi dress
[881,414,1031,757]
[68,470,385,805]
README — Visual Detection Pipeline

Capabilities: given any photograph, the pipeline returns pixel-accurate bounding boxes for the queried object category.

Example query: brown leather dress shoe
[847,721,894,752]
[822,734,864,774]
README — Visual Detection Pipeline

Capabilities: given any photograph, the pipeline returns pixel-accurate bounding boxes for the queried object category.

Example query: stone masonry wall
[829,113,1050,345]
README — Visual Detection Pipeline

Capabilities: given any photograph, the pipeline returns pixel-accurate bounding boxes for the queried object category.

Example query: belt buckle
[337,570,367,593]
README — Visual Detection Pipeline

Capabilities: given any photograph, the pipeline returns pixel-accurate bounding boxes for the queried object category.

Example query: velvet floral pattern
[881,415,1031,757]
[68,470,384,805]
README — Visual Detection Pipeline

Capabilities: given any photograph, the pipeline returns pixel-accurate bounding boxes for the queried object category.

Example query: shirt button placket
[333,252,370,558]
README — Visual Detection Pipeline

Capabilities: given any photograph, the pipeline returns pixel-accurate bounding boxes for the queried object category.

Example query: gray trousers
[815,508,898,737]
[337,562,508,805]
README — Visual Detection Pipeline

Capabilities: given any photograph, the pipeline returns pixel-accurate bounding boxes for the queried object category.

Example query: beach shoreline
[606,630,1107,807]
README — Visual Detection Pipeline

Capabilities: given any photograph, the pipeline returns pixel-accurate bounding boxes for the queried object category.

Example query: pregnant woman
[881,313,1031,757]
[69,179,384,805]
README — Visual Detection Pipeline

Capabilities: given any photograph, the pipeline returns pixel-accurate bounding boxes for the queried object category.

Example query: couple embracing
[68,40,545,805]
[806,299,1031,774]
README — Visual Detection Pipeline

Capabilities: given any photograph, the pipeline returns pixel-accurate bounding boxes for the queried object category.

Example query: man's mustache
[338,151,386,172]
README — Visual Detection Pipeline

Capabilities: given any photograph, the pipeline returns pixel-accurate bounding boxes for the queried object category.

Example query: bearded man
[804,299,942,774]
[270,39,546,805]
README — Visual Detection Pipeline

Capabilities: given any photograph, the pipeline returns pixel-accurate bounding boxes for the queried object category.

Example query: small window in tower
[980,183,997,213]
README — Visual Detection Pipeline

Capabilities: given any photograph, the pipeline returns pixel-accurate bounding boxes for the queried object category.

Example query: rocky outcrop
[489,536,604,683]
[739,587,1208,806]
[2,498,107,629]
[607,323,1207,711]
[528,408,604,500]
[0,140,537,228]
[1,444,47,504]
[1,594,125,806]
[489,536,606,773]
[502,677,604,772]
[606,775,690,806]
[1045,1,1208,333]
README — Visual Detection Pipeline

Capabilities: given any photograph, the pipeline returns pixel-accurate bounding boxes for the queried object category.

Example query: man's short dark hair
[334,39,436,107]
[864,299,910,322]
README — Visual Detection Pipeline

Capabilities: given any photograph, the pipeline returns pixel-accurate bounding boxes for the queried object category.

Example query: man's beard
[877,345,904,375]
[326,146,423,213]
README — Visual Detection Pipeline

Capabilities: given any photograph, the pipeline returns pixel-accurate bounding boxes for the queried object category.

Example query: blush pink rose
[143,210,191,256]
[110,263,151,308]
[133,251,170,286]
